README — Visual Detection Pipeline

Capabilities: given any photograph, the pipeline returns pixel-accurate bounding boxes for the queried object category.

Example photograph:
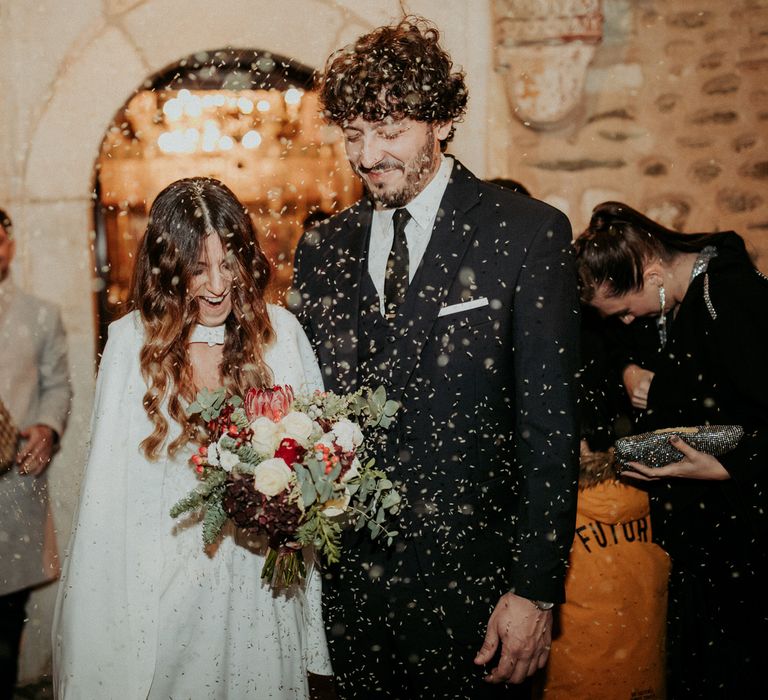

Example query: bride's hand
[622,435,730,482]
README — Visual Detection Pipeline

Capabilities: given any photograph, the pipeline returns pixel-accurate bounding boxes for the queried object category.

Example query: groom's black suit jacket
[293,160,579,640]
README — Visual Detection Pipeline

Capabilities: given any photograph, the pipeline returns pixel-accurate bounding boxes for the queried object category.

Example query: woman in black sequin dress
[574,202,768,699]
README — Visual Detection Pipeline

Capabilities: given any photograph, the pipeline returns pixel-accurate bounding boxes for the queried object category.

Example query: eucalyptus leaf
[301,480,317,508]
[308,460,325,483]
[316,480,333,502]
[381,491,401,509]
[328,463,342,482]
[383,400,399,416]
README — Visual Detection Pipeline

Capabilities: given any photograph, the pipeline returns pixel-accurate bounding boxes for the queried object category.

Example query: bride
[53,178,331,698]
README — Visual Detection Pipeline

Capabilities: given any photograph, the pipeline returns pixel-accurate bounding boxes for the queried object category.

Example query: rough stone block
[717,188,764,213]
[740,159,768,179]
[688,108,738,125]
[702,73,741,95]
[667,11,714,29]
[689,159,723,183]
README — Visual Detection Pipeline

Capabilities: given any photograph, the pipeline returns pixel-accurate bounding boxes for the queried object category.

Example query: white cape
[53,306,332,699]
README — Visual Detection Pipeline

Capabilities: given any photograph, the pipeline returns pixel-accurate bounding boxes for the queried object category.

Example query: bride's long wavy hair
[129,177,274,460]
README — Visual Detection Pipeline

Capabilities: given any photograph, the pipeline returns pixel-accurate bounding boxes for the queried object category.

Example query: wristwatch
[531,599,555,611]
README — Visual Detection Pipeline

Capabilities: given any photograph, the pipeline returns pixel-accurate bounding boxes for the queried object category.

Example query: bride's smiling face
[190,233,234,327]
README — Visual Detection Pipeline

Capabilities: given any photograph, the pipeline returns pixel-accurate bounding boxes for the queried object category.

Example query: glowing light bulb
[284,88,303,105]
[163,98,183,121]
[242,130,262,148]
[202,120,220,152]
[185,94,202,117]
[157,131,175,153]
[257,99,270,112]
[238,97,254,114]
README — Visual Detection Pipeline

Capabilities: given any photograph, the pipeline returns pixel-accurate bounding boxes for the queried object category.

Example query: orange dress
[539,481,671,700]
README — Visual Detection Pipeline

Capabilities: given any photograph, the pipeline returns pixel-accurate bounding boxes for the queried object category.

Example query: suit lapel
[325,199,373,392]
[385,161,482,399]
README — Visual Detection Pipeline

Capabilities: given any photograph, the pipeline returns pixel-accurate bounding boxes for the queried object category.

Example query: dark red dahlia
[222,473,302,550]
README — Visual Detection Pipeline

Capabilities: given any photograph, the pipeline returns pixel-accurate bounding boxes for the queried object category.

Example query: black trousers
[652,486,768,699]
[323,540,528,700]
[0,589,30,700]
[666,559,768,699]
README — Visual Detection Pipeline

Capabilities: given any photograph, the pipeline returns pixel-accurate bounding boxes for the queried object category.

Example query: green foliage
[350,385,400,429]
[186,387,227,421]
[169,469,226,518]
[169,470,228,547]
[201,492,227,546]
[342,460,402,546]
[230,407,249,430]
[297,512,342,564]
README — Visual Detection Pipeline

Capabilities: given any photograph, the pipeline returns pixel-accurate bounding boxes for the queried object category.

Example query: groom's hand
[474,592,552,684]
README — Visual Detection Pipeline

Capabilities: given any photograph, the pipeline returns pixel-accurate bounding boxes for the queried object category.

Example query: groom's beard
[355,130,439,209]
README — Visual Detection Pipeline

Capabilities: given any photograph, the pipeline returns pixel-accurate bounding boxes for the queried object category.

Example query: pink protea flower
[244,385,295,422]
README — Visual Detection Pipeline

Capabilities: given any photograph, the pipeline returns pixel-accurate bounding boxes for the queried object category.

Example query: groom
[293,17,580,699]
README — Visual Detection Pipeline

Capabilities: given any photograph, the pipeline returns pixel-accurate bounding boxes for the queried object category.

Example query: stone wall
[490,0,768,267]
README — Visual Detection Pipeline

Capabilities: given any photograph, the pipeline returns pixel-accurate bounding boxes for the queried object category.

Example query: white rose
[206,443,220,467]
[250,416,285,455]
[253,457,292,497]
[341,457,361,483]
[332,419,363,452]
[323,491,351,517]
[280,411,314,443]
[218,449,240,472]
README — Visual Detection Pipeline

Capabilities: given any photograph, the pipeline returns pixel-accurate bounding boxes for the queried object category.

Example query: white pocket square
[437,297,489,318]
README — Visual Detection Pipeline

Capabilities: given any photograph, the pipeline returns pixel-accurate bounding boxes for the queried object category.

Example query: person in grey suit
[0,208,71,699]
[292,17,580,700]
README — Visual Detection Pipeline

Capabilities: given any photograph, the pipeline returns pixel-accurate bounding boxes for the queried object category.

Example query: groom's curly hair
[317,16,468,147]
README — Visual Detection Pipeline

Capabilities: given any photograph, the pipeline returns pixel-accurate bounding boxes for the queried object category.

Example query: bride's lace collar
[190,323,225,346]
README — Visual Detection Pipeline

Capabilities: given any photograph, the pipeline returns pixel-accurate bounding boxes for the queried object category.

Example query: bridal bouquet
[171,384,401,587]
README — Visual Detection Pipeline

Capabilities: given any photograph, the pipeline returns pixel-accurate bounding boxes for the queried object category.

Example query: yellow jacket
[539,480,670,700]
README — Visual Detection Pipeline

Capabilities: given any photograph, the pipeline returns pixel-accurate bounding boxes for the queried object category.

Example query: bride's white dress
[53,306,332,699]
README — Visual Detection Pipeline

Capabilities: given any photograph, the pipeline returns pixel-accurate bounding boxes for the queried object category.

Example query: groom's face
[342,115,451,209]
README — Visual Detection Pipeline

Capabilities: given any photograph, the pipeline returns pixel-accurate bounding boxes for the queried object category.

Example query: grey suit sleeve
[508,210,580,603]
[33,305,72,438]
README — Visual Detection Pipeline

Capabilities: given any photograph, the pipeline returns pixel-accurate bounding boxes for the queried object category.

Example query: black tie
[384,208,411,320]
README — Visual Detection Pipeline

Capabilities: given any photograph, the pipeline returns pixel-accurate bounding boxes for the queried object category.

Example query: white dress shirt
[367,155,454,316]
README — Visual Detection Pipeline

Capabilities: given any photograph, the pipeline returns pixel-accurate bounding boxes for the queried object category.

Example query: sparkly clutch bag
[0,396,18,471]
[615,425,744,469]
